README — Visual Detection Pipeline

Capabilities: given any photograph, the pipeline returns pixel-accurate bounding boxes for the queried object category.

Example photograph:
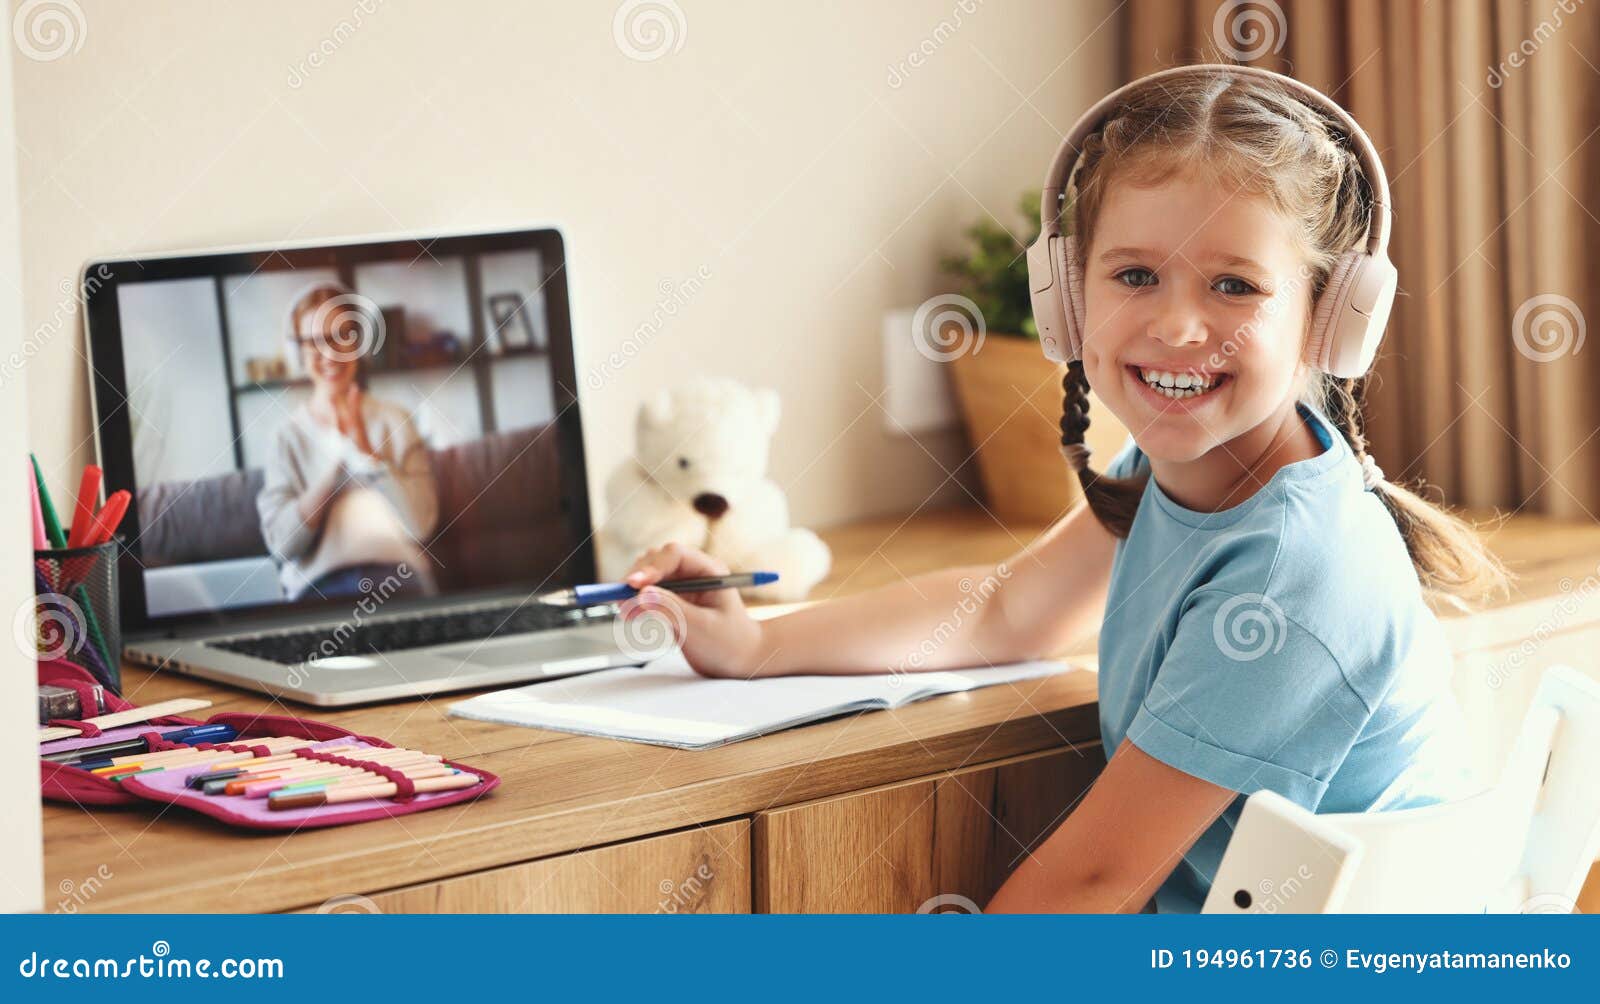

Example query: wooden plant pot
[947,334,1129,524]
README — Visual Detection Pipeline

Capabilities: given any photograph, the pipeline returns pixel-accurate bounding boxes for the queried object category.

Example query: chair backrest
[1514,666,1600,910]
[1204,665,1600,913]
[1202,792,1364,913]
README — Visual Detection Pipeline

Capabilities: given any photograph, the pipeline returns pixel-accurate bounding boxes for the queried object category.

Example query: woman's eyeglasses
[291,330,365,354]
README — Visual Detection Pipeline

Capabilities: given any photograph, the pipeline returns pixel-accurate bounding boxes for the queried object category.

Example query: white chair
[1203,665,1600,913]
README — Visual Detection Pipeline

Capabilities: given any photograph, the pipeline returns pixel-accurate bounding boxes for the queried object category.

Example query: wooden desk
[41,506,1600,913]
[42,506,1105,913]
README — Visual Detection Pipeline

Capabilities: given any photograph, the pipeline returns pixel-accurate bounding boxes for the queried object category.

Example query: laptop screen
[84,229,596,629]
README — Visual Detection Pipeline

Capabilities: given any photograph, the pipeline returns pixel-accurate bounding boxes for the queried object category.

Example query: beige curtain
[1120,0,1600,518]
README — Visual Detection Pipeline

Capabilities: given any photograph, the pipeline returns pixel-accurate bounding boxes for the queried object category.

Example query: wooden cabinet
[306,740,1105,916]
[340,743,1104,914]
[42,507,1600,914]
[362,820,750,913]
[753,745,1104,913]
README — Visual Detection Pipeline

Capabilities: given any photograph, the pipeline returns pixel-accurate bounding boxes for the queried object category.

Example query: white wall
[117,277,232,483]
[12,0,1119,530]
[0,12,45,913]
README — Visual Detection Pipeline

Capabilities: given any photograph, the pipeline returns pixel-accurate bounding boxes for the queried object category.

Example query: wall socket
[880,307,959,437]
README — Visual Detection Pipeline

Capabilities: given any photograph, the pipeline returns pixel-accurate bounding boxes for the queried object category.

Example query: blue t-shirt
[1098,401,1477,913]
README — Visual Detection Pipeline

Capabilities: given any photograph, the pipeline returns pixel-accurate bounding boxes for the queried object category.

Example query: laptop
[83,227,668,706]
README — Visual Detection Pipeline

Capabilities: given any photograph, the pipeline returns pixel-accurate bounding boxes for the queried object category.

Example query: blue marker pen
[61,723,238,769]
[539,571,779,607]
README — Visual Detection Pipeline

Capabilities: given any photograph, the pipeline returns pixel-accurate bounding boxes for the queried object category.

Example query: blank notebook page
[447,651,1077,750]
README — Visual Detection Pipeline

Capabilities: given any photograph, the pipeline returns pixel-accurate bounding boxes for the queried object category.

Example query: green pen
[271,779,334,795]
[105,766,163,781]
[74,583,116,678]
[30,454,66,549]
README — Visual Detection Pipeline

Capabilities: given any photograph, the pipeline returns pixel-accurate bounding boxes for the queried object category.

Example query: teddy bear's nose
[677,457,690,469]
[692,492,729,519]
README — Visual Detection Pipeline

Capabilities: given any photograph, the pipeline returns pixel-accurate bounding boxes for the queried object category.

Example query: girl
[616,66,1508,913]
[257,281,440,602]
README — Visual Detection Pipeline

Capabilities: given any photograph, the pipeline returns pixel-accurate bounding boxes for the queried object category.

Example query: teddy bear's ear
[756,388,781,438]
[640,388,675,429]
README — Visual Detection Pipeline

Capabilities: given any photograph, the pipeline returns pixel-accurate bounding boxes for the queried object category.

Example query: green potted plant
[938,190,1127,523]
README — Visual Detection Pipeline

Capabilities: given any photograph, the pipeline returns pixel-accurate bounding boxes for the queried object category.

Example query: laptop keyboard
[209,602,593,665]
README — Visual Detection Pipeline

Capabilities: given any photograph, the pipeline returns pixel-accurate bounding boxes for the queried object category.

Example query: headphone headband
[1038,63,1391,258]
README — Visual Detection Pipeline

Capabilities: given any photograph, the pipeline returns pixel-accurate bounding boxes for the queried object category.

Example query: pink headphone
[1026,63,1397,379]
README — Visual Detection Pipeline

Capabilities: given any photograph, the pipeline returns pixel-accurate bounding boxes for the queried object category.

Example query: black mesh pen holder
[31,536,122,694]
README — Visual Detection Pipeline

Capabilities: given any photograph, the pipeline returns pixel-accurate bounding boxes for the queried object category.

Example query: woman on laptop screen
[256,281,440,603]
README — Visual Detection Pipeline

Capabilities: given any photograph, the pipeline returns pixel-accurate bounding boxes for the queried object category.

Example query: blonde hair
[287,281,353,340]
[1059,69,1509,606]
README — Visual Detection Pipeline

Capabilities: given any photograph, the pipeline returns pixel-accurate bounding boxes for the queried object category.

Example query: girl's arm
[624,500,1118,678]
[984,738,1236,913]
[759,500,1118,675]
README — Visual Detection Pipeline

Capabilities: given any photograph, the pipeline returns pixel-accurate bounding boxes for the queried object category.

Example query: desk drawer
[753,744,1104,913]
[357,819,750,913]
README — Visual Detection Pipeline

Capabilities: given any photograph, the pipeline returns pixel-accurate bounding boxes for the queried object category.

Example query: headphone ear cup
[1308,251,1398,378]
[1061,235,1087,360]
[1307,251,1362,372]
[1027,235,1070,361]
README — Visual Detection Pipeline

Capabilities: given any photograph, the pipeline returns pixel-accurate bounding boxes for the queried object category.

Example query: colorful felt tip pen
[67,465,102,548]
[29,462,47,550]
[87,489,130,546]
[30,454,66,550]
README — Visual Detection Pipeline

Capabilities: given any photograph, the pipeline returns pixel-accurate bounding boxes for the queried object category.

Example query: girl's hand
[619,542,770,679]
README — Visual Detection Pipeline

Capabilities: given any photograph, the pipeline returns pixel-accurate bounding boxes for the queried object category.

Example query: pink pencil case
[39,657,499,828]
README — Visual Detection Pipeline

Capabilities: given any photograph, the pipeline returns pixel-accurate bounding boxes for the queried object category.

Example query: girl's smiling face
[1080,168,1315,464]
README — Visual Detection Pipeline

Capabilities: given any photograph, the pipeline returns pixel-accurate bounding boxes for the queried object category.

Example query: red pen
[87,489,130,546]
[68,465,102,548]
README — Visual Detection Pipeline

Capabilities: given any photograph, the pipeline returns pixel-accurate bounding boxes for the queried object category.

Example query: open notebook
[446,650,1077,750]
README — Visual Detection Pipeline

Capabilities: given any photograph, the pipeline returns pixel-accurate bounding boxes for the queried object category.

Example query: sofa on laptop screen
[134,423,577,615]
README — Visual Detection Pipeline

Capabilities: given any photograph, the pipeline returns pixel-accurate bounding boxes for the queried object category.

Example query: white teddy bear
[596,377,832,603]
